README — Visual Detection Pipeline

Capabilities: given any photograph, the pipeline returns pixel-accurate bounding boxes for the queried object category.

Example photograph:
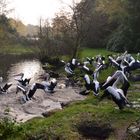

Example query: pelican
[110,52,140,74]
[108,56,120,69]
[79,74,91,95]
[78,58,94,75]
[86,57,94,65]
[94,55,105,68]
[64,58,78,75]
[14,73,30,86]
[0,77,12,94]
[115,51,128,64]
[114,53,140,77]
[65,63,74,75]
[80,65,103,96]
[61,60,74,75]
[102,70,130,95]
[108,55,130,77]
[14,73,31,94]
[21,78,57,103]
[100,70,130,109]
[82,64,94,75]
[92,64,103,96]
[126,55,140,71]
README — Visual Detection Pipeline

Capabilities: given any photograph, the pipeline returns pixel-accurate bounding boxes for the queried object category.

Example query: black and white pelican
[14,73,31,94]
[80,65,103,96]
[64,58,78,75]
[81,63,94,75]
[100,70,130,109]
[21,78,57,103]
[125,55,140,71]
[86,57,94,65]
[92,64,103,96]
[0,77,12,94]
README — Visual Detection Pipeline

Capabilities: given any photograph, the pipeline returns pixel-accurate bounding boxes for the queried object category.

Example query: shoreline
[0,85,86,123]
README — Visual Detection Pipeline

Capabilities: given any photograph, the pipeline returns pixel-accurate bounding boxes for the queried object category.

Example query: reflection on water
[0,54,44,84]
[8,60,44,84]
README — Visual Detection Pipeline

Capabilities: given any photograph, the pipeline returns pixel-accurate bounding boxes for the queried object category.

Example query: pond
[0,54,45,84]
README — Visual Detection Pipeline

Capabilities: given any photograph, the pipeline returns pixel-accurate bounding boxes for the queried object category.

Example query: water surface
[0,54,44,84]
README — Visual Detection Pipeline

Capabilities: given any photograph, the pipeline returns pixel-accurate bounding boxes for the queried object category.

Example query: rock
[42,109,62,117]
[126,120,140,139]
[0,83,85,122]
[60,101,71,108]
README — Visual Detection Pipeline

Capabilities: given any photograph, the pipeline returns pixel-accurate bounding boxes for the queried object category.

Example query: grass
[79,47,116,58]
[3,78,140,140]
[0,47,140,139]
[0,44,36,55]
[6,93,140,140]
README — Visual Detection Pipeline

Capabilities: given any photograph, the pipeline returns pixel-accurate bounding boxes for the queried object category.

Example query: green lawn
[0,47,140,140]
[0,44,36,55]
[79,48,116,58]
[4,93,140,140]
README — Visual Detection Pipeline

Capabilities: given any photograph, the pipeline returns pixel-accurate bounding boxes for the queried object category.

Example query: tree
[0,0,13,16]
[52,11,71,40]
[106,0,140,52]
[51,11,73,56]
[96,0,128,23]
[72,0,118,51]
[0,14,18,45]
[58,0,85,58]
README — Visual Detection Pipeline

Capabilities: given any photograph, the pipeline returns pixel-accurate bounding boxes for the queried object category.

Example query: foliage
[10,18,39,37]
[1,0,140,56]
[0,15,38,49]
[79,47,115,58]
[0,117,21,139]
[75,0,115,49]
[96,0,128,23]
[106,0,140,52]
[0,0,13,15]
[0,44,35,55]
[4,93,140,140]
[0,14,18,45]
[107,25,134,52]
[0,48,139,140]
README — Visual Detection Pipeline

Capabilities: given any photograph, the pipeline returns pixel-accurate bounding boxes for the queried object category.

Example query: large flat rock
[0,86,86,122]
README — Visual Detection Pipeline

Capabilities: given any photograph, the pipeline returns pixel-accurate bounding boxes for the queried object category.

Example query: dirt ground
[0,81,86,123]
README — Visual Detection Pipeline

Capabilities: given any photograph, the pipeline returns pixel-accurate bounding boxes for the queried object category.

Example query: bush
[0,117,19,139]
[107,26,134,52]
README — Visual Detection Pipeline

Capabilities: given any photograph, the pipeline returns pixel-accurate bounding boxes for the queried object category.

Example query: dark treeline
[0,14,18,45]
[0,0,140,57]
[0,14,34,47]
[37,0,140,58]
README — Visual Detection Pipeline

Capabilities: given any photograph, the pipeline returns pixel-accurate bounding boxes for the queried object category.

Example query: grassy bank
[0,44,37,55]
[3,92,140,140]
[0,47,140,139]
[79,48,116,58]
